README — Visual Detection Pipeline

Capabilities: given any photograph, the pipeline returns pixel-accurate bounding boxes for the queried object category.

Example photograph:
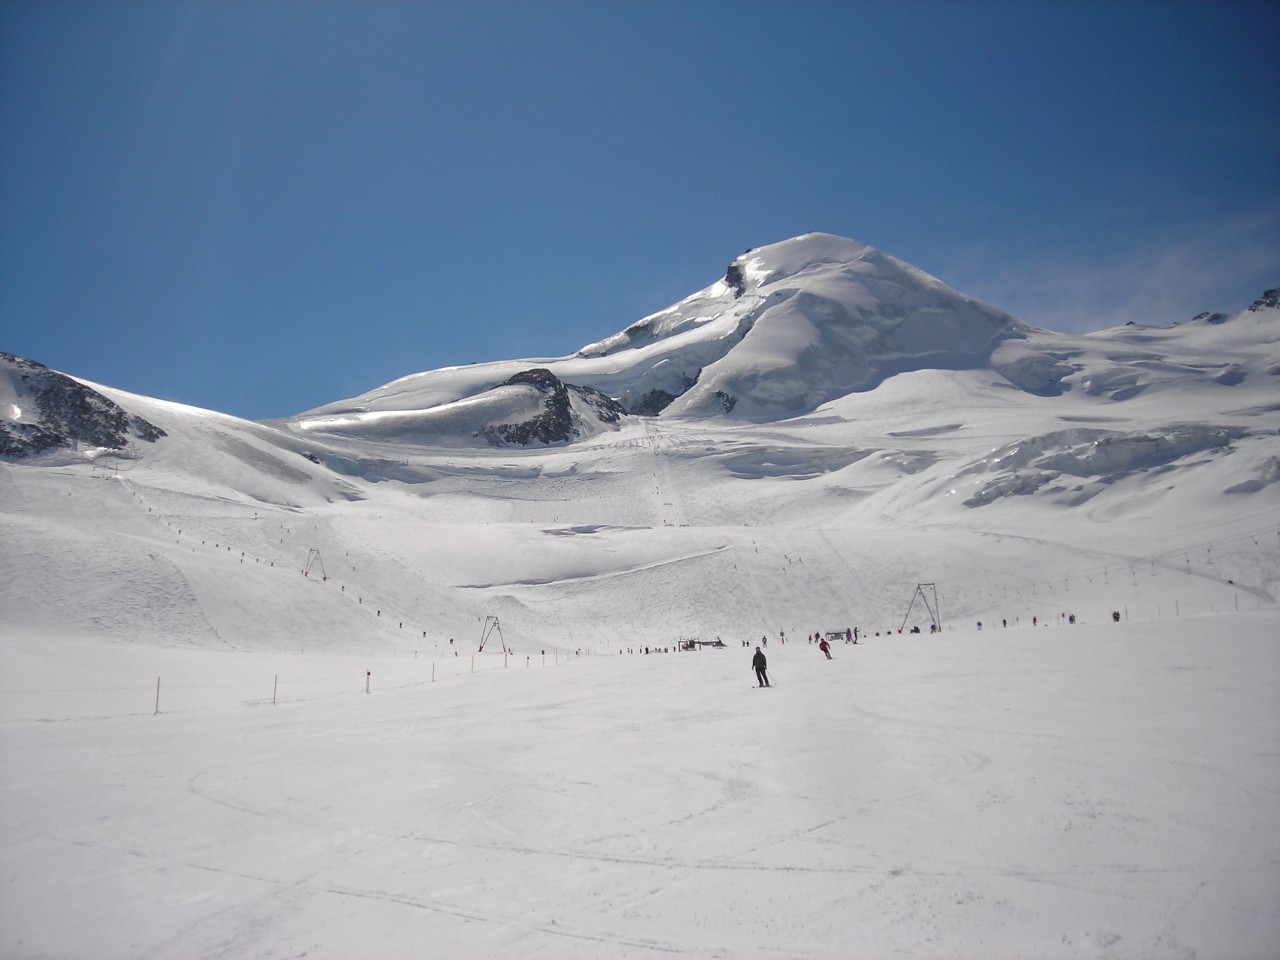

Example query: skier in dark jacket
[752,647,770,687]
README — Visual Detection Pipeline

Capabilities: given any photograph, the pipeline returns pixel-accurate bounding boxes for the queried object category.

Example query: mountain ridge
[0,232,1277,653]
[283,233,1070,443]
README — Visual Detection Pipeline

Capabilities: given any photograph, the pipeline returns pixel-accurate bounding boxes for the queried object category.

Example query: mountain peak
[721,233,904,297]
[571,232,1030,418]
[291,233,1046,442]
[735,231,876,268]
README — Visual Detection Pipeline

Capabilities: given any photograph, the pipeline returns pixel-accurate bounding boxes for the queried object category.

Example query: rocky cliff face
[479,368,624,446]
[1248,288,1279,312]
[0,353,166,459]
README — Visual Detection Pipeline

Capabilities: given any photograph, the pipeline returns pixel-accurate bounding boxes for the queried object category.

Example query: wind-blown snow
[2,234,1278,958]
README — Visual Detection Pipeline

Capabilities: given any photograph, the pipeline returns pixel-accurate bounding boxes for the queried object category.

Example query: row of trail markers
[142,646,580,716]
[129,491,524,657]
[118,490,573,655]
[145,612,561,715]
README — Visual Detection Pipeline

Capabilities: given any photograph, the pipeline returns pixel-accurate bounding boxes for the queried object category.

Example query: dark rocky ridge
[480,368,624,446]
[0,353,166,459]
[1249,288,1279,312]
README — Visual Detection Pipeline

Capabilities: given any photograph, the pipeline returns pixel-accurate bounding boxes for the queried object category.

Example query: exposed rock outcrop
[1,353,166,459]
[480,368,624,446]
[1248,287,1279,312]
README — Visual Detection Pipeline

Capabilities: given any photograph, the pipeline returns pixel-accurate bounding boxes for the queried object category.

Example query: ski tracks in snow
[642,419,688,530]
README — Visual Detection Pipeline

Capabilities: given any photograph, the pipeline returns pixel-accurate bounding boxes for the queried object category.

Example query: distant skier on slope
[752,647,770,687]
[819,638,832,660]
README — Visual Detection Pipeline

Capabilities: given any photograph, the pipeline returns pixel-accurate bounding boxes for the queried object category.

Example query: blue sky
[3,0,1277,420]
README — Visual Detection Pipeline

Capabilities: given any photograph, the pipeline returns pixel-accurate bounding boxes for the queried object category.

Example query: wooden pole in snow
[273,674,278,705]
[154,676,160,715]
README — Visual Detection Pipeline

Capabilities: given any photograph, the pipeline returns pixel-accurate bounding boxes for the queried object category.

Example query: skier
[752,646,770,687]
[818,638,832,660]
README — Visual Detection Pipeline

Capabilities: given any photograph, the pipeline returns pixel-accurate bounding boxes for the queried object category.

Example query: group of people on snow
[749,624,860,683]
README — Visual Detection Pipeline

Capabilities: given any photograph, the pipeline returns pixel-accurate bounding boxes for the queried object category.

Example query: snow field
[2,613,1277,958]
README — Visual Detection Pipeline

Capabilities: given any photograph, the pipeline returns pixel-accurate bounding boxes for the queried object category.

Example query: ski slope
[2,612,1277,958]
[2,234,1278,957]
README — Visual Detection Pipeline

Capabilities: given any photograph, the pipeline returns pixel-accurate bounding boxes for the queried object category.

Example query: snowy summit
[288,234,1038,440]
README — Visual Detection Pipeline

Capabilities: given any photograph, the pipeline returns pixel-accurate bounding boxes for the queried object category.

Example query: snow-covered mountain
[287,233,1047,439]
[1,231,1277,650]
[3,234,1279,960]
[281,232,1278,461]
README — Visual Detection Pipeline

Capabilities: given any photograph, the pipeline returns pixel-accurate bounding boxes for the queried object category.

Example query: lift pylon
[303,548,327,580]
[900,582,940,632]
[478,615,508,653]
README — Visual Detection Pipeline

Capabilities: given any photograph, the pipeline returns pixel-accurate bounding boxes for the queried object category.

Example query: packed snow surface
[2,234,1278,957]
[4,618,1277,959]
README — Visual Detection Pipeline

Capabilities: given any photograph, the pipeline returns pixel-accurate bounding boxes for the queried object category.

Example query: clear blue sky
[3,0,1277,420]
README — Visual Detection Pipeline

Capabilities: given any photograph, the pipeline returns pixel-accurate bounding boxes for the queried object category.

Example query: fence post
[154,676,160,715]
[273,674,278,706]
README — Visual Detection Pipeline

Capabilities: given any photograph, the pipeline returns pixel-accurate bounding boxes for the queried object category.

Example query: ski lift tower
[303,548,327,581]
[900,582,941,632]
[478,615,509,653]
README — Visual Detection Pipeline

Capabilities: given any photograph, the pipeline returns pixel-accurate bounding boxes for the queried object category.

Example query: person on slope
[752,647,770,687]
[819,638,832,660]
